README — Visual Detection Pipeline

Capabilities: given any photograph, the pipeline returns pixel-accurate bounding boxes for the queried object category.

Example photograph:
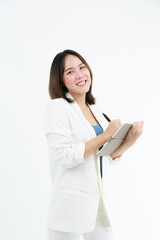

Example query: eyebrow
[64,62,84,72]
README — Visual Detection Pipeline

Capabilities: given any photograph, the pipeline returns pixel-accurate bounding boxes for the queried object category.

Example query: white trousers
[47,197,116,240]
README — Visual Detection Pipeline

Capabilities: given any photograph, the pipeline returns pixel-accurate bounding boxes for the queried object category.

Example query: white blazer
[43,92,120,233]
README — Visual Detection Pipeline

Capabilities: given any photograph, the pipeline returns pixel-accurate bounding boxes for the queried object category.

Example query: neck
[70,92,88,109]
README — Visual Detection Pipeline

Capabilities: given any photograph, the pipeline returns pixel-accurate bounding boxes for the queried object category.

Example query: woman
[43,49,143,240]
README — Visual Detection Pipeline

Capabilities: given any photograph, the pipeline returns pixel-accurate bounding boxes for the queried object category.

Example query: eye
[67,71,73,75]
[80,65,86,70]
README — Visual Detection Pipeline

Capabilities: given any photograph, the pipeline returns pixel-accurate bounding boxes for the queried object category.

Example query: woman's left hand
[124,121,144,148]
[110,121,144,160]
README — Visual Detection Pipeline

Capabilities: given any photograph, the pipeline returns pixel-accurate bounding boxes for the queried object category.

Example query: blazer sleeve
[43,100,86,169]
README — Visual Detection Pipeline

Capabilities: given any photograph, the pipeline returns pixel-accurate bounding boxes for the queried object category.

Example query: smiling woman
[62,54,91,99]
[44,49,143,240]
[49,49,95,105]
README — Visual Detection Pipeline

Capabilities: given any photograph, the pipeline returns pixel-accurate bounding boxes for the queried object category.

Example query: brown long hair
[49,49,96,104]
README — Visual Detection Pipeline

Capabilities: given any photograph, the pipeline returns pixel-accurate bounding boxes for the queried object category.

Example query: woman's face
[62,54,91,98]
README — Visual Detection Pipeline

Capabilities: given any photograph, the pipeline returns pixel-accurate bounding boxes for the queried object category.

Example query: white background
[0,0,160,239]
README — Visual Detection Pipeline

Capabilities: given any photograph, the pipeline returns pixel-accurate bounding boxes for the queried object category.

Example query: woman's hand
[124,121,144,148]
[104,119,122,140]
[110,121,144,160]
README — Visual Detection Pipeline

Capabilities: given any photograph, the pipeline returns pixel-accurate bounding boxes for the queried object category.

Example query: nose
[75,69,83,79]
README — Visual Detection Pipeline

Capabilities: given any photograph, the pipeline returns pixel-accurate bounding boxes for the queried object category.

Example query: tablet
[97,123,132,156]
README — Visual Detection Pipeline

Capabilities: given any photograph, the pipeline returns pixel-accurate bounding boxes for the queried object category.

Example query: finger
[114,119,122,126]
[132,122,136,129]
[135,121,144,126]
[117,119,122,125]
[136,123,143,134]
[115,119,121,123]
[138,121,144,129]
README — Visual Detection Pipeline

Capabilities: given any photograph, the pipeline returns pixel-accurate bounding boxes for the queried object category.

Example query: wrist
[102,132,110,142]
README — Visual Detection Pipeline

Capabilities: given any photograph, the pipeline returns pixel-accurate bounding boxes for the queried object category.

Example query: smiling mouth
[77,80,87,86]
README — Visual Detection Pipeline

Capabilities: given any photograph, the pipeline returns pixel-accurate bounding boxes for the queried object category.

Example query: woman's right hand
[84,119,122,160]
[104,119,122,140]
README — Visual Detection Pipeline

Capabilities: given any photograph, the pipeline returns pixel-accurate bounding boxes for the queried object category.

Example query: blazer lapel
[65,92,106,193]
[65,92,96,138]
[89,104,108,131]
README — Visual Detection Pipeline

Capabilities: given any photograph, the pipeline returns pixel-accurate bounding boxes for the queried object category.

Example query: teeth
[77,81,86,86]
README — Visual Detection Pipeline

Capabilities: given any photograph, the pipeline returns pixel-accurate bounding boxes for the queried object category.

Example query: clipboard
[97,123,132,156]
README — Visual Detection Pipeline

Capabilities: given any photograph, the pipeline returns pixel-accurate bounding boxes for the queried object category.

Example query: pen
[102,113,111,122]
